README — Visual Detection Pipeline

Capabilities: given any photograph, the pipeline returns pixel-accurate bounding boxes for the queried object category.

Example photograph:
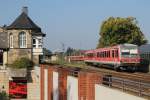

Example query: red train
[68,44,140,71]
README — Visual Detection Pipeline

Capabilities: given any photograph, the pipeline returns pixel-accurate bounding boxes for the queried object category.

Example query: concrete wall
[27,69,40,100]
[95,84,146,100]
[67,76,78,100]
[44,69,48,100]
[53,71,59,100]
[0,70,9,93]
[3,51,7,68]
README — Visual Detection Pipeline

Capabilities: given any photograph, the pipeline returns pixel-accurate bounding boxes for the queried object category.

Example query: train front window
[121,49,138,58]
[121,52,130,57]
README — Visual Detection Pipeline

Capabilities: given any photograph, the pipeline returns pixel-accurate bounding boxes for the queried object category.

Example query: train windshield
[121,49,138,58]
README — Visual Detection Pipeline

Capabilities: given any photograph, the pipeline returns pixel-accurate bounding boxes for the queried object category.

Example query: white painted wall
[95,84,146,100]
[67,76,78,100]
[44,69,48,100]
[53,71,59,100]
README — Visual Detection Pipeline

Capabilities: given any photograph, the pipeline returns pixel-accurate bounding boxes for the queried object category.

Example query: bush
[11,57,33,69]
[0,91,9,100]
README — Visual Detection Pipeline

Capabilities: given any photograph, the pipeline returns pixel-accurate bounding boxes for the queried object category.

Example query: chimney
[22,6,28,15]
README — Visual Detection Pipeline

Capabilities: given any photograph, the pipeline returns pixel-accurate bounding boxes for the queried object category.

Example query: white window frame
[19,31,27,48]
[32,37,43,48]
[10,33,13,48]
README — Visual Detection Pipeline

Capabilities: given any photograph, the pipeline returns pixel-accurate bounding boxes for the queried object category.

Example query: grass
[49,59,86,69]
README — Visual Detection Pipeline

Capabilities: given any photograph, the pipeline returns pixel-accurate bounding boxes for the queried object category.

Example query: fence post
[138,80,142,96]
[122,80,125,91]
[109,76,111,87]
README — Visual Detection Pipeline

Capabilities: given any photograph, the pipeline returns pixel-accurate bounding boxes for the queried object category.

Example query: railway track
[49,63,150,99]
[82,65,150,82]
[80,66,150,99]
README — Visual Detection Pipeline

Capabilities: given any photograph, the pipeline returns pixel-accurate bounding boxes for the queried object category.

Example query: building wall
[8,49,32,64]
[95,84,146,100]
[7,30,32,48]
[53,71,59,100]
[67,76,78,100]
[3,51,7,68]
[0,70,9,93]
[33,55,39,65]
[27,69,41,100]
[7,29,32,64]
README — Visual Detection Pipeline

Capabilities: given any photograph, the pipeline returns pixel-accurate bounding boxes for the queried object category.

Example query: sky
[0,0,150,51]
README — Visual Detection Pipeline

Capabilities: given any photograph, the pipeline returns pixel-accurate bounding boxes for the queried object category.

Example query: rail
[103,75,150,99]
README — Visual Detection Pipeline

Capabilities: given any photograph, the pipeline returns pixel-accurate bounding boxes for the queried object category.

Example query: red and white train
[68,44,140,71]
[84,44,140,71]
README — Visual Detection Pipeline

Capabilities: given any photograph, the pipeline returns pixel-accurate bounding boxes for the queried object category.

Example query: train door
[112,49,119,63]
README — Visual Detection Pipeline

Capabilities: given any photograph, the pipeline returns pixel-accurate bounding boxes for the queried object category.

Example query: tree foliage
[97,17,147,48]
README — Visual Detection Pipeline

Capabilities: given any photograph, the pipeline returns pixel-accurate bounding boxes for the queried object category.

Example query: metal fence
[102,75,150,99]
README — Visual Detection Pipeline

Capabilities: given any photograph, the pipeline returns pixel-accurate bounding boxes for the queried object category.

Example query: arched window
[19,31,26,48]
[10,33,13,48]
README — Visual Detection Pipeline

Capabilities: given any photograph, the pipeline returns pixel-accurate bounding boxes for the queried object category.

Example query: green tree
[97,17,147,48]
[65,47,74,56]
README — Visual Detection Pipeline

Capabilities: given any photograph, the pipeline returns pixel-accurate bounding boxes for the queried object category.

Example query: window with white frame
[38,38,42,48]
[19,31,26,48]
[32,37,43,48]
[10,33,13,48]
[33,38,36,48]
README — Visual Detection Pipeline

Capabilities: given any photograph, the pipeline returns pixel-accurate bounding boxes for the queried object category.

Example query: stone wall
[7,30,32,48]
[7,49,32,64]
[7,29,32,64]
[0,70,9,93]
[33,55,39,66]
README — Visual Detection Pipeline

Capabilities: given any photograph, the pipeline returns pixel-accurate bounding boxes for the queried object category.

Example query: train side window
[100,52,102,57]
[108,51,110,57]
[112,50,114,58]
[97,52,100,57]
[102,52,104,58]
[115,50,118,57]
[106,51,108,58]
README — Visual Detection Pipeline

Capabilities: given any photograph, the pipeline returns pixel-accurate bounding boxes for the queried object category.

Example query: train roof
[85,44,138,54]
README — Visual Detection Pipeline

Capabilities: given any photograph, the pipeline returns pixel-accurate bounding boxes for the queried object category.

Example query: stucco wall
[67,76,78,100]
[53,71,59,100]
[27,69,40,100]
[44,69,48,100]
[0,70,9,93]
[95,84,146,100]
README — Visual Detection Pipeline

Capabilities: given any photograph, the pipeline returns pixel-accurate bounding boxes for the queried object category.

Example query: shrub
[11,57,33,69]
[0,91,9,100]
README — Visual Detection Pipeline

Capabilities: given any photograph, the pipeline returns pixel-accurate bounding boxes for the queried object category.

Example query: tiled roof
[0,32,8,49]
[7,12,41,31]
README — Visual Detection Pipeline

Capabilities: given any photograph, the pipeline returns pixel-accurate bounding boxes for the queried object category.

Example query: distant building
[139,44,150,61]
[139,44,150,72]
